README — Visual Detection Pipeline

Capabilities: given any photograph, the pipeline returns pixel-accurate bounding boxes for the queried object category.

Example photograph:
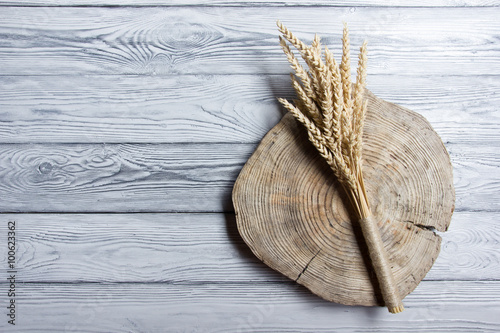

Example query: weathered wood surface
[0,1,498,331]
[1,7,499,76]
[0,74,498,143]
[0,212,496,283]
[0,141,496,213]
[233,91,455,306]
[0,281,498,332]
[0,143,251,212]
[1,0,498,6]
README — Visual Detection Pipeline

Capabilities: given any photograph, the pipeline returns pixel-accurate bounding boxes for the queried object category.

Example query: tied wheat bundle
[277,21,404,313]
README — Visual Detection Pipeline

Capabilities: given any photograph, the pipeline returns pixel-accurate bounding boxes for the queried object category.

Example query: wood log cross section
[232,90,455,307]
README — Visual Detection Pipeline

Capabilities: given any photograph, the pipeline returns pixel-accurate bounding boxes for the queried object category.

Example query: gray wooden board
[0,281,499,332]
[0,7,499,76]
[0,74,498,144]
[0,212,497,283]
[1,0,498,6]
[0,142,497,213]
[0,1,498,331]
[0,143,252,212]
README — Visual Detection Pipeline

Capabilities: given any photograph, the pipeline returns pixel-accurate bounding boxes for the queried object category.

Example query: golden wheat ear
[277,21,404,313]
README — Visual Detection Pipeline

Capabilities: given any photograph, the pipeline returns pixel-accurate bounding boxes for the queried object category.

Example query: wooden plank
[0,74,498,144]
[0,74,285,144]
[0,211,496,284]
[0,281,498,332]
[0,143,253,213]
[0,0,498,7]
[0,3,494,332]
[450,144,500,213]
[0,213,286,283]
[0,7,499,76]
[433,211,500,281]
[0,142,497,213]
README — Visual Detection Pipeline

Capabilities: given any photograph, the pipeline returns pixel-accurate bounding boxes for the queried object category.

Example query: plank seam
[1,73,499,78]
[0,4,498,8]
[0,208,498,214]
[0,279,498,285]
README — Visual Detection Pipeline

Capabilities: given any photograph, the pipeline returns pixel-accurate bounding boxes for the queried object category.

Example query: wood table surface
[0,1,498,332]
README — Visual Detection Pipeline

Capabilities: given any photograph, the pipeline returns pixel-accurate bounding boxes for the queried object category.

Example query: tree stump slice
[232,90,455,306]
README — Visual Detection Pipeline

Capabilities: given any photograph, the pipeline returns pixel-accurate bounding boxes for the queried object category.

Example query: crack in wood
[295,249,321,282]
[403,220,438,235]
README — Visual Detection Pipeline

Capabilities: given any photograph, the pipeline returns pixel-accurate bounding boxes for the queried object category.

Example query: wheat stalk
[277,21,404,314]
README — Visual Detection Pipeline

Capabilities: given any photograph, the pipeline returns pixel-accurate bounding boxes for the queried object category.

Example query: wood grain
[432,211,500,281]
[0,7,499,76]
[0,1,496,330]
[233,91,455,306]
[0,74,285,144]
[0,211,497,284]
[0,74,498,144]
[0,213,281,284]
[450,144,500,213]
[0,141,496,213]
[0,143,253,212]
[0,281,498,332]
[1,0,498,7]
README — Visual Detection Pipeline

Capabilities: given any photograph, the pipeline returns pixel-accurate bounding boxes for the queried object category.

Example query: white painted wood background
[0,1,498,332]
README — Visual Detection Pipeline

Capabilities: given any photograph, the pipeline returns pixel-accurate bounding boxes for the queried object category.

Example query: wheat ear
[277,21,404,314]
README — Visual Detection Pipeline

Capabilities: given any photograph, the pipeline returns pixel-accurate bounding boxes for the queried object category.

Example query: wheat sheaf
[277,21,404,313]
